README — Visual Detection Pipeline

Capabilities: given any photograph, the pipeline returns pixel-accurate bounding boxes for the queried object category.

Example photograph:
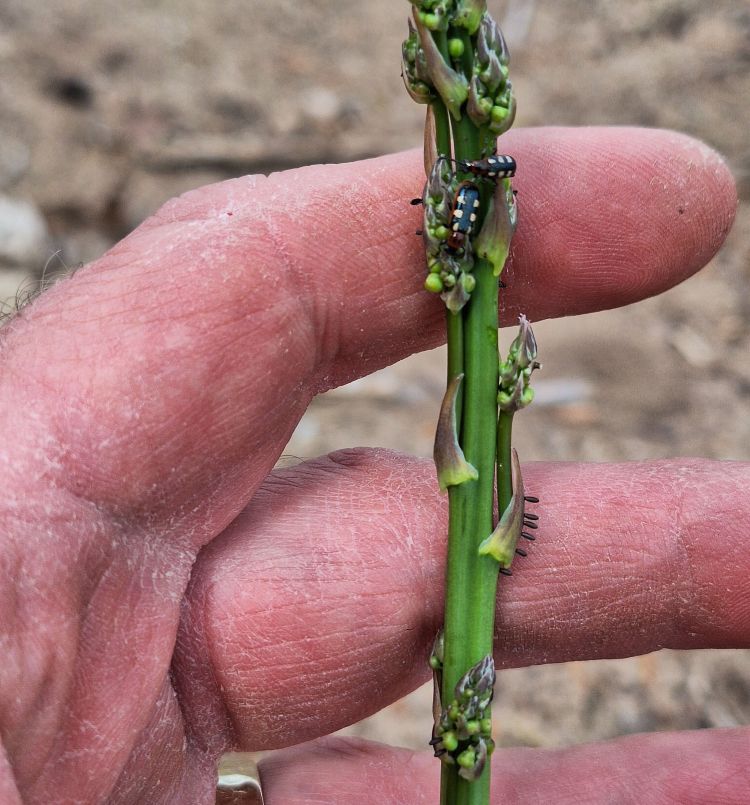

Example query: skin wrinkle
[260,175,353,381]
[662,463,704,645]
[673,466,750,642]
[254,187,322,360]
[40,562,169,789]
[0,493,117,781]
[109,677,186,805]
[24,523,193,801]
[172,562,243,757]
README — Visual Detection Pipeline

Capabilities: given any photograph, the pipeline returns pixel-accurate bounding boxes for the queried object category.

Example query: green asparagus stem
[441,251,498,804]
[402,4,536,803]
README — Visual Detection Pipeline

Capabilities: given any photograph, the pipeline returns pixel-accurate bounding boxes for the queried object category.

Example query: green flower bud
[490,104,509,124]
[434,374,479,491]
[467,75,491,127]
[414,0,451,30]
[479,96,494,115]
[441,731,459,752]
[456,749,476,769]
[425,273,444,293]
[465,719,480,735]
[497,390,512,408]
[453,0,486,34]
[448,37,465,58]
[434,224,449,240]
[460,272,476,293]
[488,93,517,134]
[499,363,516,388]
[458,738,488,782]
[404,79,433,105]
[480,717,493,735]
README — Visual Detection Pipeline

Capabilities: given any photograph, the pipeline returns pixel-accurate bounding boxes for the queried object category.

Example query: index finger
[2,127,735,531]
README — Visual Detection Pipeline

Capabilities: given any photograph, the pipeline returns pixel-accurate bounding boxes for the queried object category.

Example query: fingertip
[498,126,738,323]
[671,129,738,255]
[642,128,737,261]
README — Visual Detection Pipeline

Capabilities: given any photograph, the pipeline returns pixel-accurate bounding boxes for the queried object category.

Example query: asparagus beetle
[456,154,516,181]
[446,181,481,253]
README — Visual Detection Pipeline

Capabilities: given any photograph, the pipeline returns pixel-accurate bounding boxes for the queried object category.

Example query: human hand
[1,127,744,804]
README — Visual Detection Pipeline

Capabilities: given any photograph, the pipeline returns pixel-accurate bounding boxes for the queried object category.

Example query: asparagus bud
[402,18,435,104]
[468,13,517,134]
[413,10,469,120]
[498,315,540,413]
[452,0,487,35]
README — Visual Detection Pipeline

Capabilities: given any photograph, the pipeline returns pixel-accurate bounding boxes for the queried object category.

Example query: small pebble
[0,195,49,267]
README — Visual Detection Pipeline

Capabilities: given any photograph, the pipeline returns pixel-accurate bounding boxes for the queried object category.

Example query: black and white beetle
[411,155,515,252]
[457,154,516,181]
[446,181,481,253]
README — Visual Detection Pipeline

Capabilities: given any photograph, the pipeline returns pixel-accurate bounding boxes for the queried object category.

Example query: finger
[173,451,750,749]
[258,729,750,805]
[3,129,735,536]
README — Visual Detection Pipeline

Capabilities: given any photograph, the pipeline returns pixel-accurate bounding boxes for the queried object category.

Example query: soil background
[2,0,749,783]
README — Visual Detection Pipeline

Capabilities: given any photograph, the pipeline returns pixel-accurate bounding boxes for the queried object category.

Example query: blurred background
[1,0,748,758]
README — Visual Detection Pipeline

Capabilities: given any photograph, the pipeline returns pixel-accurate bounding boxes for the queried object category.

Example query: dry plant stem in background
[403,2,538,803]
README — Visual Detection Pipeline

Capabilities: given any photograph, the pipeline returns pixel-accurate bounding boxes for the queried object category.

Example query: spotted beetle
[446,181,481,253]
[456,154,516,181]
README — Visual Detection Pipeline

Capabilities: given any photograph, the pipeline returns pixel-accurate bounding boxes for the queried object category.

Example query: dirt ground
[2,0,749,780]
